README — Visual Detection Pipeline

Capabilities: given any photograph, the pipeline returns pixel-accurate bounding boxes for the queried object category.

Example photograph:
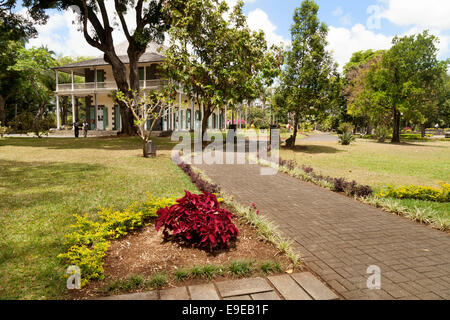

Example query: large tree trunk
[104,51,136,135]
[420,124,426,138]
[0,95,6,125]
[286,115,299,149]
[201,104,213,142]
[391,108,401,143]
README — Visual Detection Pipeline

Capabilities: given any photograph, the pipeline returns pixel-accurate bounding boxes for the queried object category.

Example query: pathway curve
[301,133,339,142]
[197,161,450,300]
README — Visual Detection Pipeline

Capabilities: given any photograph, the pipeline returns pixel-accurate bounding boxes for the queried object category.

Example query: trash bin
[270,125,280,146]
[145,140,157,157]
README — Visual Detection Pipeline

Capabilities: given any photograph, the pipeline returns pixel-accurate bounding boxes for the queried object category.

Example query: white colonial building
[54,43,226,132]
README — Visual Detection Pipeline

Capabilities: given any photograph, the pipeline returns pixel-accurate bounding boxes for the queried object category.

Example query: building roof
[55,51,165,71]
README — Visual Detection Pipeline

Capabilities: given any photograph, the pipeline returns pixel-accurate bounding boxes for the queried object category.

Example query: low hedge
[58,194,177,286]
[377,182,450,202]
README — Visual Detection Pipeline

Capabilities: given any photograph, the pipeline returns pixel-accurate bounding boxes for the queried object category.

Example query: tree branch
[81,0,104,50]
[114,0,131,42]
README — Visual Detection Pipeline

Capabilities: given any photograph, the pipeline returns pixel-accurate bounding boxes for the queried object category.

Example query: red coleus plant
[155,191,239,250]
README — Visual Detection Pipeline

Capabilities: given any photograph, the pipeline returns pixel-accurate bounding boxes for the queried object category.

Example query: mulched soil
[70,216,294,299]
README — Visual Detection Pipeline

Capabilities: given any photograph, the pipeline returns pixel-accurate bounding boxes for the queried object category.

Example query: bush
[377,182,450,202]
[337,122,354,134]
[155,191,239,250]
[333,178,373,198]
[8,112,55,135]
[338,132,356,145]
[0,122,7,138]
[375,126,390,143]
[275,157,373,198]
[177,162,220,193]
[58,194,176,286]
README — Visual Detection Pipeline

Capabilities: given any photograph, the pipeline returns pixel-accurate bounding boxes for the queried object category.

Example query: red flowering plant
[155,191,239,250]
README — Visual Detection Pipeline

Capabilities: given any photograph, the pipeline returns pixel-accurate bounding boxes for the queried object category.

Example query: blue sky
[19,0,450,72]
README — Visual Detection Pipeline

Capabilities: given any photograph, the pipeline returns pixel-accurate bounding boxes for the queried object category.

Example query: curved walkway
[197,161,450,300]
[302,133,339,142]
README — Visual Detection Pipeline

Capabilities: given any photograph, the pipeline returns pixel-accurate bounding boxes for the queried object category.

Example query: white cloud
[327,24,393,72]
[247,9,289,47]
[380,0,450,31]
[24,1,137,58]
[332,6,343,17]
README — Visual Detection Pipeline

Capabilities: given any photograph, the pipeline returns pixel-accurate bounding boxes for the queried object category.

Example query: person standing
[74,122,79,138]
[82,120,89,138]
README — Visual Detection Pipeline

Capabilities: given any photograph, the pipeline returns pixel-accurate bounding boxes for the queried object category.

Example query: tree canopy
[347,31,449,142]
[162,0,282,139]
[277,0,337,148]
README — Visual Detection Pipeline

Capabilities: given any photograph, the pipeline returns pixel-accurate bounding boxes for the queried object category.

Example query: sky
[17,0,450,73]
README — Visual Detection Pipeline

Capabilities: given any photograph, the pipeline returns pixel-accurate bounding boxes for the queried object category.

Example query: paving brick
[291,272,339,300]
[251,291,281,300]
[216,277,272,298]
[267,275,311,300]
[197,152,450,300]
[188,284,220,300]
[97,291,159,300]
[223,295,252,300]
[160,287,189,300]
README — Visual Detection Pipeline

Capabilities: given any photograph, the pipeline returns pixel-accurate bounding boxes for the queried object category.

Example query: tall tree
[25,0,172,135]
[343,50,387,132]
[162,0,281,140]
[9,46,57,136]
[366,31,448,143]
[0,40,25,125]
[279,0,337,148]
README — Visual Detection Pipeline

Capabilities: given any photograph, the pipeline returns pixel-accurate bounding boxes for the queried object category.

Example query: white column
[56,95,60,129]
[72,94,76,129]
[94,67,97,90]
[245,105,248,129]
[178,92,182,131]
[71,70,74,91]
[94,93,98,130]
[217,106,220,130]
[225,105,227,130]
[143,66,147,89]
[191,100,194,130]
[55,70,59,92]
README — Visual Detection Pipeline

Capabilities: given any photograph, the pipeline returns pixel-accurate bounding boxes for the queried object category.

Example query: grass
[0,136,197,300]
[260,261,282,275]
[228,260,253,278]
[280,139,450,189]
[99,259,283,296]
[147,273,169,289]
[279,138,449,225]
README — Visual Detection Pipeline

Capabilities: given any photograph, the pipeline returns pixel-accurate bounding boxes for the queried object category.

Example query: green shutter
[90,106,95,130]
[180,111,184,130]
[186,109,190,129]
[96,70,104,83]
[138,67,144,81]
[103,107,108,130]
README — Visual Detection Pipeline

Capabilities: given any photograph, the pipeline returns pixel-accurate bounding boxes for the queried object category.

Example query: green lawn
[280,138,450,189]
[279,137,450,224]
[0,136,196,299]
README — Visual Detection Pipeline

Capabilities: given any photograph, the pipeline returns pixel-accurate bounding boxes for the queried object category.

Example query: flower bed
[377,182,450,202]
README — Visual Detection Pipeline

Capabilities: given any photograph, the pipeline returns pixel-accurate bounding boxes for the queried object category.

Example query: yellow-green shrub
[377,182,450,202]
[58,194,177,286]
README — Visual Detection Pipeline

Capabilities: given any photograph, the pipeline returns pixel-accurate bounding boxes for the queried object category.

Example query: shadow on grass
[362,139,449,148]
[285,144,344,154]
[0,159,103,211]
[0,136,177,151]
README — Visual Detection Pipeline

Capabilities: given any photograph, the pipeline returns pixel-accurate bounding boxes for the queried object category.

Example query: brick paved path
[99,272,338,300]
[197,161,450,300]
